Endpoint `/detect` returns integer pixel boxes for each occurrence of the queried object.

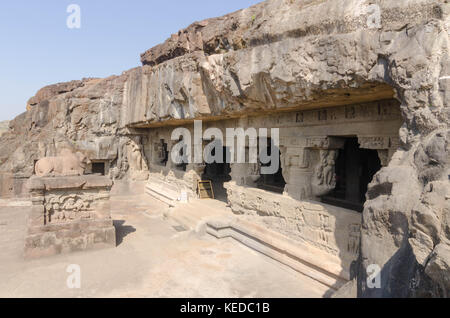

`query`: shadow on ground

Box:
[114,220,136,246]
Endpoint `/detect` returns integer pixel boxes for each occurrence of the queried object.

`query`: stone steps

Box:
[162,199,348,290]
[145,180,181,207]
[206,217,348,290]
[165,199,228,232]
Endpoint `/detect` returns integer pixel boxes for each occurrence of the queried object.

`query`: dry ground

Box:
[0,195,332,298]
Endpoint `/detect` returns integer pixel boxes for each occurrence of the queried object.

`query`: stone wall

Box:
[25,175,116,259]
[143,100,402,273]
[0,0,447,297]
[130,0,449,297]
[226,182,361,271]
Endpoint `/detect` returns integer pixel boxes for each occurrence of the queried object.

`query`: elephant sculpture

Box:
[35,149,91,177]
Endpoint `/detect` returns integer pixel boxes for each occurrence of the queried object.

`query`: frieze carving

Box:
[305,137,345,150]
[43,191,106,224]
[358,136,390,150]
[294,100,401,126]
[306,137,330,149]
[25,175,115,259]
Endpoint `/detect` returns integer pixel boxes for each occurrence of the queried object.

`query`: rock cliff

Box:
[0,121,9,137]
[0,0,448,297]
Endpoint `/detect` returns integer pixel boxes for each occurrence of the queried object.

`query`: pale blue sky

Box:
[0,0,261,121]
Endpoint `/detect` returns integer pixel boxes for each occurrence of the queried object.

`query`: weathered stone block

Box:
[24,175,116,259]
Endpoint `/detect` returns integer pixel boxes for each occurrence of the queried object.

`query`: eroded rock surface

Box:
[0,0,449,297]
[0,121,9,137]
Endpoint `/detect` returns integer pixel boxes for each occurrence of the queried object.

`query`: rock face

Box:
[134,0,450,298]
[0,121,9,137]
[0,74,151,198]
[0,0,449,297]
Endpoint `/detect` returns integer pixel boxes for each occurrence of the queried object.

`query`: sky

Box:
[0,0,261,121]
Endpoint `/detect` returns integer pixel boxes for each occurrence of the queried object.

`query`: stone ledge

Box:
[28,175,113,192]
[24,225,116,260]
[206,216,348,290]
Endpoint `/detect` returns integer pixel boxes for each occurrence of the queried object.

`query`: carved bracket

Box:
[305,137,345,150]
[358,136,390,150]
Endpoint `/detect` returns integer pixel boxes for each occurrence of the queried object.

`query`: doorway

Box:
[92,161,106,175]
[201,146,231,203]
[321,138,381,212]
[256,138,286,194]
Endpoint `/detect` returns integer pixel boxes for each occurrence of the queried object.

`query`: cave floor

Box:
[0,194,331,298]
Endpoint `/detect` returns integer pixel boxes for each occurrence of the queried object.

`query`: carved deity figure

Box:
[126,137,149,181]
[316,150,337,187]
[311,150,338,198]
[127,138,148,172]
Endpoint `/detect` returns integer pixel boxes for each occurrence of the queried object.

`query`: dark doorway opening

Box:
[257,138,286,194]
[92,162,106,175]
[175,137,188,172]
[202,146,231,203]
[321,137,381,212]
[156,139,169,167]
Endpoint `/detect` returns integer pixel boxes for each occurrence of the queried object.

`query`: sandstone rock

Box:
[425,244,450,295]
[0,0,448,297]
[26,79,88,110]
[0,121,9,137]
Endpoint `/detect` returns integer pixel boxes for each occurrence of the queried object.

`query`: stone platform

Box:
[25,175,116,259]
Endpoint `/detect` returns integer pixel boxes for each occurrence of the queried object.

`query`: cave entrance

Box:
[256,137,286,194]
[321,137,381,212]
[201,146,231,203]
[92,161,106,176]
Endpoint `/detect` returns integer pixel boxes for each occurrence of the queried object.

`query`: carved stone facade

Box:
[225,182,361,271]
[25,175,116,259]
[142,99,402,269]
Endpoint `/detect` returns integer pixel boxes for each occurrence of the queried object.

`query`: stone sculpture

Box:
[312,150,338,197]
[34,149,91,177]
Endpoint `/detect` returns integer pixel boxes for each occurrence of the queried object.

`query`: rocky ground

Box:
[0,194,331,298]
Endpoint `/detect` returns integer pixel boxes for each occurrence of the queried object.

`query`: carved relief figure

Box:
[35,149,91,177]
[45,194,92,224]
[126,137,149,180]
[316,150,337,187]
[311,150,338,197]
